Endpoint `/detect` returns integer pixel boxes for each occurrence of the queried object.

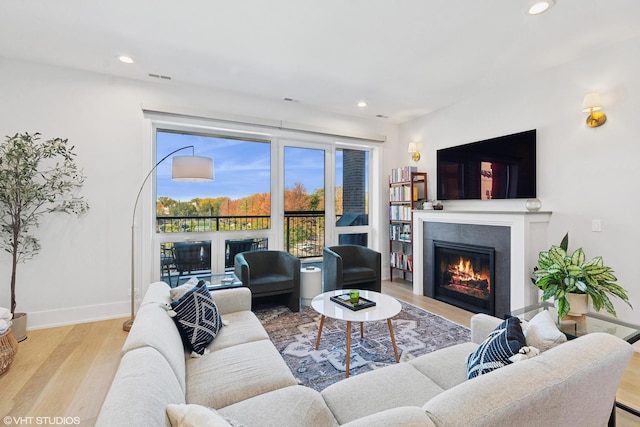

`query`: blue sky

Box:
[156,131,341,201]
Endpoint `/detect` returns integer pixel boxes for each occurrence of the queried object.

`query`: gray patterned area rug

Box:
[254,300,470,391]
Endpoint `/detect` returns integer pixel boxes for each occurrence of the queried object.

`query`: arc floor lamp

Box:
[123,145,214,332]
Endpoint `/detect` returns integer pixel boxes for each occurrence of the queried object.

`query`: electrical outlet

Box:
[592,219,602,232]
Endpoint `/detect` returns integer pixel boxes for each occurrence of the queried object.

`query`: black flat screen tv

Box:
[436,129,536,200]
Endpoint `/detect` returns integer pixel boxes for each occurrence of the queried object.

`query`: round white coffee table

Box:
[311,289,402,377]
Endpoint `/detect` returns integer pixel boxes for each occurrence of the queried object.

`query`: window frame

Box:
[140,113,381,287]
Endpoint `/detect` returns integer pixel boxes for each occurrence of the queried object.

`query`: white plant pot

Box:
[566,293,589,316]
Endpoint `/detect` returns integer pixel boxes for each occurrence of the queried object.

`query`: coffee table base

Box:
[314,315,400,378]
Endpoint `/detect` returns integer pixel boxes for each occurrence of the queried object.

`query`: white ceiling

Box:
[1,0,639,124]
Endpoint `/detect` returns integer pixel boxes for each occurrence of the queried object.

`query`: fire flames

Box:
[442,257,490,300]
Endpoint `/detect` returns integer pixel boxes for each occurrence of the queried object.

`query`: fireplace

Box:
[434,241,495,315]
[421,221,512,317]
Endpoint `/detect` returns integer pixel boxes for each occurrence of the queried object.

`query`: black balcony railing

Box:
[156,211,327,259]
[284,211,325,258]
[157,215,271,233]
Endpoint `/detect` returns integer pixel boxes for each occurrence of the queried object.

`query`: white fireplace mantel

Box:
[412,210,552,311]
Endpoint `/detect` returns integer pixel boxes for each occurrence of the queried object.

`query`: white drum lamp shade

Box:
[172,155,214,181]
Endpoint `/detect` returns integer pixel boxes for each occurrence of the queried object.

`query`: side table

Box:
[509,302,640,344]
[300,266,321,307]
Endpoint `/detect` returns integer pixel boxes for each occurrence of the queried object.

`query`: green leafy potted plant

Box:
[0,132,89,341]
[531,233,632,319]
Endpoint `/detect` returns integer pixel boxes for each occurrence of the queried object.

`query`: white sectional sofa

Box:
[96,282,633,427]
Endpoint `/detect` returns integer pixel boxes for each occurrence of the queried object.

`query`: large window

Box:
[150,120,377,285]
[284,146,325,258]
[335,148,369,246]
[155,130,271,233]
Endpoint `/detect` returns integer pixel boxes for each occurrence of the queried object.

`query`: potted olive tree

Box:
[531,233,632,319]
[0,132,89,341]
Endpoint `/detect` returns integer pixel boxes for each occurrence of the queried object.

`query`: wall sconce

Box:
[582,93,607,128]
[408,142,421,162]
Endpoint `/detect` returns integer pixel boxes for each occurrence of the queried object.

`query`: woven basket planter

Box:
[0,328,19,376]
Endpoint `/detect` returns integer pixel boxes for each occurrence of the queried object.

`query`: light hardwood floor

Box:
[0,280,637,426]
[0,317,128,426]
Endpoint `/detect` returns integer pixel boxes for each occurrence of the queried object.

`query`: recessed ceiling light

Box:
[118,55,134,64]
[357,101,368,108]
[528,0,554,15]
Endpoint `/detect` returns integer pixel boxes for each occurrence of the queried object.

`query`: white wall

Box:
[399,37,640,323]
[0,57,398,329]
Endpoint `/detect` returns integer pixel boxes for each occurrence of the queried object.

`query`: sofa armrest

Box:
[470,313,503,344]
[210,287,252,315]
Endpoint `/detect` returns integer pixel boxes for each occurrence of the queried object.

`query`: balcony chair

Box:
[322,245,381,293]
[160,243,176,286]
[173,241,211,280]
[234,250,301,312]
[225,239,256,269]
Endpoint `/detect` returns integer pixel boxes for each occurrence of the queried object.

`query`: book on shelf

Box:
[389,223,412,241]
[389,205,412,221]
[389,166,417,183]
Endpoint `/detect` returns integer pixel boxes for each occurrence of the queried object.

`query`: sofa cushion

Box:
[219,386,339,427]
[207,287,252,316]
[206,310,269,352]
[121,302,187,392]
[170,281,223,355]
[95,347,185,427]
[321,363,444,425]
[186,339,297,409]
[466,316,526,379]
[409,342,478,390]
[169,277,199,301]
[140,281,173,306]
[341,407,436,427]
[166,404,242,427]
[522,309,567,352]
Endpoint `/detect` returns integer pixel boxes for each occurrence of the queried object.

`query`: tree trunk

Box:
[10,219,19,315]
[10,244,17,315]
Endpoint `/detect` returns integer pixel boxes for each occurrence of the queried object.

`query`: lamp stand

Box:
[123,145,197,332]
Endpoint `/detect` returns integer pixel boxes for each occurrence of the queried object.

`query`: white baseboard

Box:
[25,301,130,331]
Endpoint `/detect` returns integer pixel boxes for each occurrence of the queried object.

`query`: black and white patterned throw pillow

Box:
[169,280,222,355]
[466,316,526,379]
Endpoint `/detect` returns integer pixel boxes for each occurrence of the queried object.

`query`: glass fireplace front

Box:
[433,241,495,315]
